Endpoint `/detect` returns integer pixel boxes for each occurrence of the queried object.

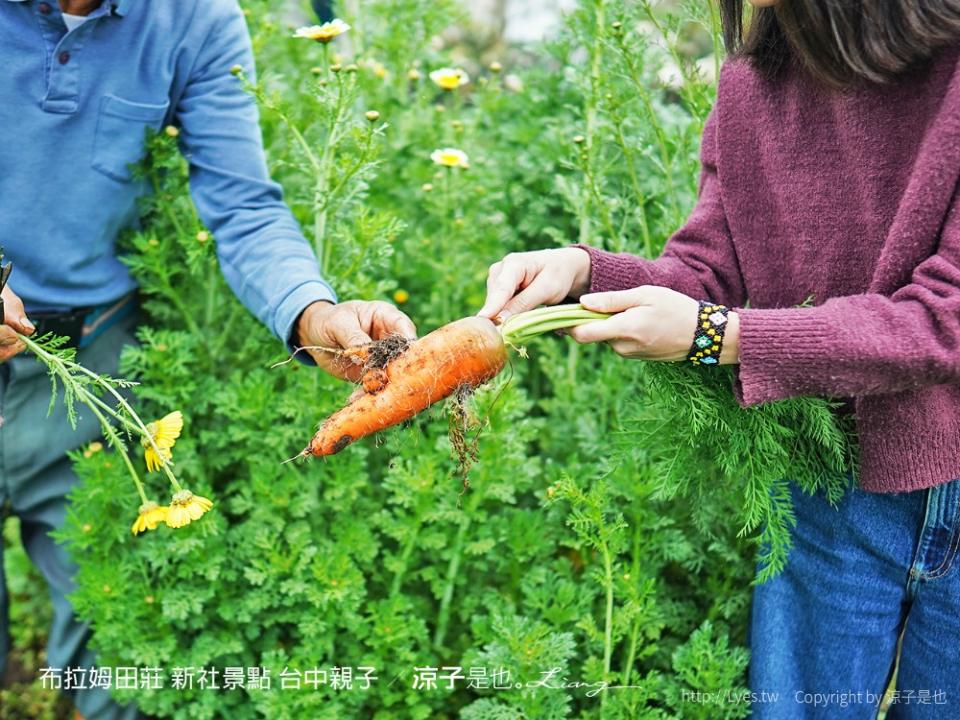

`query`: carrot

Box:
[306,305,609,457]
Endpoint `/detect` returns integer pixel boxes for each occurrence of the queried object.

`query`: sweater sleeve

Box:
[735,190,960,405]
[574,109,747,307]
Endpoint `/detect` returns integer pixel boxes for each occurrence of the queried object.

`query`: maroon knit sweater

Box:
[578,49,960,494]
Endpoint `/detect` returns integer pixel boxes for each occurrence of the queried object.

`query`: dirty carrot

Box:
[305,305,609,457]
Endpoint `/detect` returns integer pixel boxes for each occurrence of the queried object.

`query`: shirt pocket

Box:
[91,95,171,183]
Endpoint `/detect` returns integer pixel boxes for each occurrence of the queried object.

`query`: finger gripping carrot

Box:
[308,317,508,456]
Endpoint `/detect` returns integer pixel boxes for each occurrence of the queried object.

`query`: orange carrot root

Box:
[307,317,507,456]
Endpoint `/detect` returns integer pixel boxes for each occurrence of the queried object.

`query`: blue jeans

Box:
[0,315,143,720]
[750,478,960,718]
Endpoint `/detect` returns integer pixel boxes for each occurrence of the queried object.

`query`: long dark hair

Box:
[719,0,960,87]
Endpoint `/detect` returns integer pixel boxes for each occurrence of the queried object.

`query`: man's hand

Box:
[477,248,592,321]
[296,300,417,381]
[0,284,34,363]
[568,286,740,364]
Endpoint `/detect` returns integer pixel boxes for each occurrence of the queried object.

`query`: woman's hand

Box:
[0,284,34,363]
[478,248,592,321]
[569,286,740,364]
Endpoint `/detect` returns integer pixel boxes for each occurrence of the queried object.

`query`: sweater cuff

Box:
[571,244,655,294]
[733,306,837,406]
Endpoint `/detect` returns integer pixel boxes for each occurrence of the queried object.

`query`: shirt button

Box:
[38,1,52,13]
[58,51,71,65]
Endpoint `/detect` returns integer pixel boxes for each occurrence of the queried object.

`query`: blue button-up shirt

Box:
[1,0,337,344]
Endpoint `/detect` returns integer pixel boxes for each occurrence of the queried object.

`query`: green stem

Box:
[84,390,143,435]
[613,118,653,257]
[499,304,610,349]
[579,0,605,244]
[389,522,421,599]
[601,542,614,705]
[84,399,149,505]
[621,519,643,690]
[315,75,349,273]
[433,511,472,650]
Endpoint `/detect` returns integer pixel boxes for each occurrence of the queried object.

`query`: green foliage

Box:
[627,364,856,581]
[3,0,857,718]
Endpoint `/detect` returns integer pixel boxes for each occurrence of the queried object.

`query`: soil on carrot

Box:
[364,334,411,369]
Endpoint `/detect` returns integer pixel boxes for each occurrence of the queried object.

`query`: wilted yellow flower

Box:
[164,125,179,138]
[393,289,409,304]
[489,61,503,73]
[293,19,351,43]
[196,230,209,243]
[131,501,169,535]
[430,147,469,169]
[83,441,104,458]
[142,411,183,472]
[165,490,213,529]
[429,67,469,90]
[365,110,381,122]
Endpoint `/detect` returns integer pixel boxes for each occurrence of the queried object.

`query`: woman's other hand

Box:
[477,247,592,321]
[570,286,740,364]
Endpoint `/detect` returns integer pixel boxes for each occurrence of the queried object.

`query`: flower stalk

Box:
[17,332,205,532]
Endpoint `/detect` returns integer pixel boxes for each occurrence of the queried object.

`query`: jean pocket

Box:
[91,95,170,182]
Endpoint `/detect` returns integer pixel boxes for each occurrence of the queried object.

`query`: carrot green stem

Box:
[499,303,610,350]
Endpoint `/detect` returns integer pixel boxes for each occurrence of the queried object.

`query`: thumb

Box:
[579,287,652,314]
[498,274,555,320]
[2,288,33,335]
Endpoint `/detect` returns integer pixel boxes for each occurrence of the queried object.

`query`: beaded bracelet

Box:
[687,301,729,365]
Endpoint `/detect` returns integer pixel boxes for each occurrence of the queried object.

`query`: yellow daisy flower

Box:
[165,490,214,529]
[293,19,351,43]
[141,411,183,472]
[393,289,409,304]
[430,147,469,169]
[429,67,469,90]
[131,501,169,535]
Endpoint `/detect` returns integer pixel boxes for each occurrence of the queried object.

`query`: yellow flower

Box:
[165,489,213,529]
[429,67,469,90]
[83,441,104,458]
[131,501,169,535]
[293,19,351,43]
[430,147,469,169]
[141,411,183,472]
[164,125,179,138]
[393,289,409,304]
